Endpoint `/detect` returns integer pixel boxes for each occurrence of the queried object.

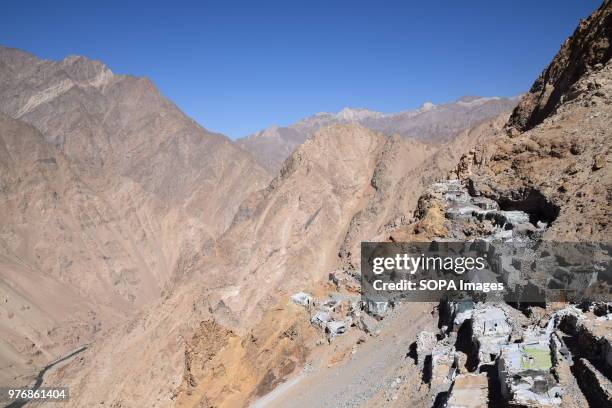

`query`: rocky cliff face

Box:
[456,2,611,241]
[238,96,519,173]
[507,0,611,132]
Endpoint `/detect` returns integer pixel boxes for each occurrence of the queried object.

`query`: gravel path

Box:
[251,303,436,408]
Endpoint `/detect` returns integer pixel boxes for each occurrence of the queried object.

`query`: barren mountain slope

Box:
[0,114,99,384]
[0,49,271,387]
[178,120,510,406]
[337,113,509,272]
[41,124,388,407]
[0,46,271,238]
[0,114,129,387]
[204,125,387,325]
[41,109,510,407]
[0,48,272,304]
[238,96,518,173]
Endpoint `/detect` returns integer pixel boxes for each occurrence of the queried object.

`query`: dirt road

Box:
[250,302,437,408]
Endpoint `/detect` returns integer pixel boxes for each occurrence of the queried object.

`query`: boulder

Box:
[290,292,313,307]
[593,154,606,170]
[358,313,380,336]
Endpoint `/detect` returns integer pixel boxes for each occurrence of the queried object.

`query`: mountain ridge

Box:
[238,95,520,172]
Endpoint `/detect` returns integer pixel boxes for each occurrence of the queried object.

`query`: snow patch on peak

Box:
[334,107,383,121]
[419,102,436,111]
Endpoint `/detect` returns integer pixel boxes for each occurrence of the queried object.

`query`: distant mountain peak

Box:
[418,102,436,111]
[334,107,383,121]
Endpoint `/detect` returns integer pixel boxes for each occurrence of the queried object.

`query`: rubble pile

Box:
[415,300,612,407]
[423,179,548,242]
[289,292,381,340]
[409,179,612,407]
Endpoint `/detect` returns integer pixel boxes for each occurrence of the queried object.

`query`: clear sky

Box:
[0,0,602,138]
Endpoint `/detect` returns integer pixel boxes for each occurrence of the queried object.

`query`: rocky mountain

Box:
[39,124,387,407]
[462,0,611,241]
[2,1,610,406]
[508,1,611,132]
[238,96,519,172]
[42,2,612,407]
[0,47,271,387]
[38,109,513,406]
[240,2,612,406]
[336,114,511,272]
[0,47,271,234]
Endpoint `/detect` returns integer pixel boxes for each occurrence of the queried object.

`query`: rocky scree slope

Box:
[40,124,387,407]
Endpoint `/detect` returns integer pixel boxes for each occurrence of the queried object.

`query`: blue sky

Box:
[1,0,602,138]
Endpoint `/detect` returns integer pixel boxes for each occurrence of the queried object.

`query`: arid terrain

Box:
[0,1,610,408]
[0,47,271,388]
